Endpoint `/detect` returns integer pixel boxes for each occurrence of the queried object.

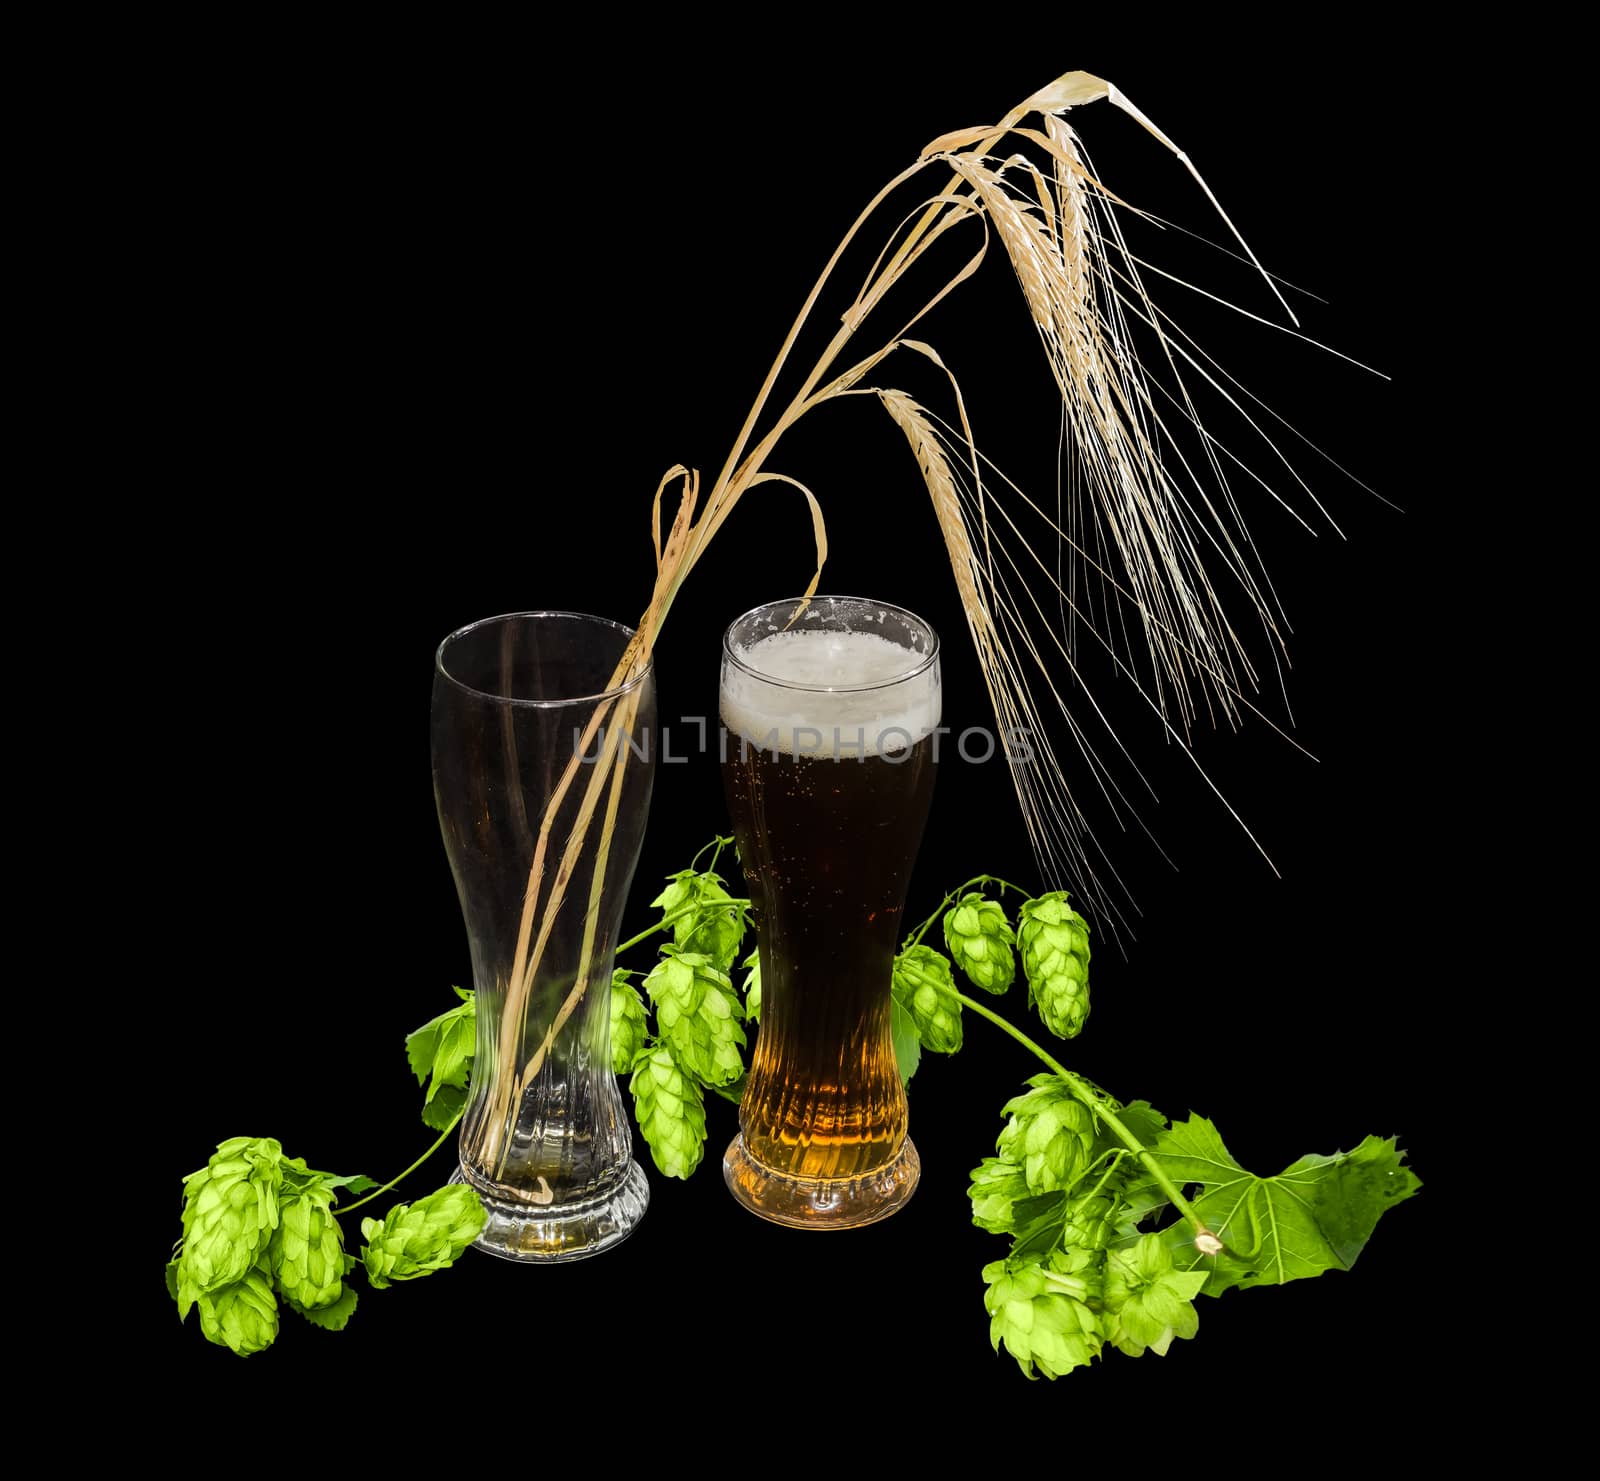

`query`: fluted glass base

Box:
[450,1161,649,1263]
[722,1134,919,1229]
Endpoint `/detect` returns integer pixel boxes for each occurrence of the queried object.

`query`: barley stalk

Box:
[477,68,1365,1148]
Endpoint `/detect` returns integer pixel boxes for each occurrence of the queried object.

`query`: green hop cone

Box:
[1043,1242,1105,1305]
[643,946,747,1087]
[1102,1233,1208,1358]
[651,868,746,971]
[360,1185,487,1290]
[650,866,705,921]
[610,971,649,1075]
[982,1248,1103,1380]
[629,1043,707,1179]
[942,892,1016,994]
[891,945,963,1053]
[196,1260,279,1357]
[1060,1193,1116,1253]
[996,1075,1098,1194]
[177,1137,287,1301]
[741,945,761,1023]
[967,1157,1030,1235]
[270,1185,347,1310]
[1017,892,1091,1039]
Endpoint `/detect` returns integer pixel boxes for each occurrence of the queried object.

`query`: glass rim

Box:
[721,594,941,693]
[435,610,652,709]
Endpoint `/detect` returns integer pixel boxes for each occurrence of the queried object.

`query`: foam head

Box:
[720,623,942,759]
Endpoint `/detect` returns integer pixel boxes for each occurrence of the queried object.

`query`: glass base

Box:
[722,1134,920,1229]
[449,1160,649,1263]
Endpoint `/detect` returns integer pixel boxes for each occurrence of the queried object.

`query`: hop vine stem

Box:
[337,1112,463,1217]
[954,989,1218,1247]
[614,903,703,959]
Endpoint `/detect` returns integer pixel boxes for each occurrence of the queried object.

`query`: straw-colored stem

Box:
[699,158,934,545]
[508,688,638,1114]
[500,694,616,1022]
[480,472,695,1171]
[481,703,627,1173]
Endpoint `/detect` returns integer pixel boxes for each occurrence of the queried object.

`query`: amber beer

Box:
[719,596,940,1228]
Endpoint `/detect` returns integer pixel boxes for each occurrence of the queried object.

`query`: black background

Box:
[132,21,1452,1423]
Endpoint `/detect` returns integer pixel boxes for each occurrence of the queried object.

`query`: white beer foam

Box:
[721,630,941,758]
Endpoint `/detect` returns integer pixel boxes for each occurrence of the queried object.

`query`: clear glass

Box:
[719,594,940,1228]
[432,611,655,1260]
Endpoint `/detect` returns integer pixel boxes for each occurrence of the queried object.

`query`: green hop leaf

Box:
[1103,1100,1168,1157]
[285,1284,359,1332]
[195,1260,279,1357]
[629,1043,707,1179]
[610,971,648,1075]
[360,1185,486,1290]
[1102,1233,1207,1357]
[1017,893,1091,1039]
[177,1137,287,1302]
[1138,1116,1422,1296]
[405,987,476,1130]
[651,868,747,971]
[891,944,964,1053]
[1006,1191,1075,1260]
[889,995,921,1084]
[740,945,761,1023]
[421,1085,469,1133]
[968,1157,1030,1235]
[996,1075,1097,1194]
[643,947,747,1087]
[270,1184,348,1310]
[942,892,1016,994]
[982,1247,1103,1380]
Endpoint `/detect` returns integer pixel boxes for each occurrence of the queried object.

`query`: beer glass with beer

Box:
[719,595,940,1227]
